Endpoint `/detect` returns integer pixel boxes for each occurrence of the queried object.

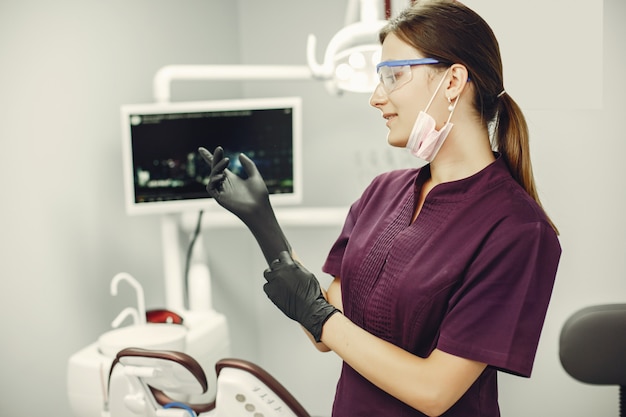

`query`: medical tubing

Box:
[163,402,198,417]
[183,210,204,308]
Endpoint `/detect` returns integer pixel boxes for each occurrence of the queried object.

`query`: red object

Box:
[146,309,184,325]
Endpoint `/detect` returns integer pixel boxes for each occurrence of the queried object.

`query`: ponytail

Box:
[495,94,559,234]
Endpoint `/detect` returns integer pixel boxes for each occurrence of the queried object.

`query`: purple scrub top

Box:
[322,155,561,417]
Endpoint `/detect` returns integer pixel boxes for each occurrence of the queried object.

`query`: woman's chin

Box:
[387,136,408,148]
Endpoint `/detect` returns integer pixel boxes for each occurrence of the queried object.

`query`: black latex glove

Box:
[263,251,341,342]
[198,146,291,265]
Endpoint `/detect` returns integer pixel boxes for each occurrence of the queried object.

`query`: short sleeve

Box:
[437,220,561,377]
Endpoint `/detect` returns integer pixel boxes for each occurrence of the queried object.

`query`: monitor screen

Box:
[120,97,302,215]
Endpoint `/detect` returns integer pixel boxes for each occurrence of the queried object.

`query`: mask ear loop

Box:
[445,91,461,124]
[423,68,451,113]
[445,68,470,123]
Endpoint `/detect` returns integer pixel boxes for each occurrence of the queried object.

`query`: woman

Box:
[199,1,561,415]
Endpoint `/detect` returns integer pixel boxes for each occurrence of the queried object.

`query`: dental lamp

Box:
[153,0,390,102]
[306,0,388,95]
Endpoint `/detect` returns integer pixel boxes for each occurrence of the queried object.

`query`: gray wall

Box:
[1,1,624,416]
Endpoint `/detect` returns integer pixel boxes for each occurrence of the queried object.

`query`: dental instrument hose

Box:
[163,402,197,417]
[184,210,204,310]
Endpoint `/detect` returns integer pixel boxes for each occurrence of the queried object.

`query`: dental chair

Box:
[559,303,626,416]
[106,347,311,417]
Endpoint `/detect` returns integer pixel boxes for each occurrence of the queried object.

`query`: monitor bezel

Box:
[120,96,303,216]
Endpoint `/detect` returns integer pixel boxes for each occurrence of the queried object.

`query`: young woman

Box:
[199,2,561,416]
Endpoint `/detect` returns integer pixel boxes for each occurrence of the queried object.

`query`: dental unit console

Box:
[68,270,310,417]
[67,273,231,417]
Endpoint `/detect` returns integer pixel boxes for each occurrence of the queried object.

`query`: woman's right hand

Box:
[198,146,271,222]
[198,146,291,265]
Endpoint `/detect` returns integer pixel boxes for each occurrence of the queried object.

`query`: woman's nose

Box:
[369,83,388,108]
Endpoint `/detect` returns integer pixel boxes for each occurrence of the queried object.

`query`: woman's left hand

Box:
[263,251,340,342]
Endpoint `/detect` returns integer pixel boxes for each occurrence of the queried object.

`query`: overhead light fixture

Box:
[307,0,389,95]
[153,1,397,102]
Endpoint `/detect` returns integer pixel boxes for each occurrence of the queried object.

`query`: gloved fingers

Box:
[210,157,230,176]
[262,281,274,298]
[263,251,294,282]
[199,146,231,193]
[211,146,226,169]
[198,147,214,164]
[262,278,293,315]
[282,253,312,275]
[198,146,229,170]
[238,153,262,178]
[207,173,227,191]
[263,268,277,283]
[271,251,295,269]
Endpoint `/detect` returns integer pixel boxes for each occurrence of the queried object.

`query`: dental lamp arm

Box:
[198,146,291,265]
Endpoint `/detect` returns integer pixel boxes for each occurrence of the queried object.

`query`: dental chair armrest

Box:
[111,347,208,393]
[216,358,311,417]
[110,348,216,416]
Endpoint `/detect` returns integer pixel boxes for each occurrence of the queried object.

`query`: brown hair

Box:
[380,0,558,234]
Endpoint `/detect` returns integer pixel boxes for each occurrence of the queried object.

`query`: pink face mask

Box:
[405,69,459,164]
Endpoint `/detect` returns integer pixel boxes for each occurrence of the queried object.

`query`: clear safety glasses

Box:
[375,58,441,93]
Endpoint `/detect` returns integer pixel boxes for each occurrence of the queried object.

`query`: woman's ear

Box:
[445,64,469,101]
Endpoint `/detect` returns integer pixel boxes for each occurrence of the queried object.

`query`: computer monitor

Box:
[120,97,302,216]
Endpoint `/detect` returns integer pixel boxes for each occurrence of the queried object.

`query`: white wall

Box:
[0,1,241,416]
[0,1,624,417]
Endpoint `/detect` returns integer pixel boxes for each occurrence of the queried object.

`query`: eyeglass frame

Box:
[375,58,444,93]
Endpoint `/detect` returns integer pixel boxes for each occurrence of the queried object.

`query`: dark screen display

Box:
[129,107,294,204]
